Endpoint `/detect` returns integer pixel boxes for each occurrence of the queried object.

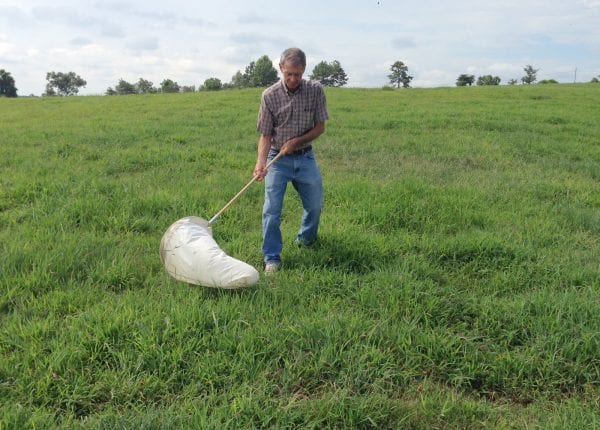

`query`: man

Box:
[254,47,329,273]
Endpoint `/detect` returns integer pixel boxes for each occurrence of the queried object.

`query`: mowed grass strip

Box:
[1,84,599,428]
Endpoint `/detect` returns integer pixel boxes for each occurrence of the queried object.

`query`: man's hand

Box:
[255,134,272,181]
[254,160,267,181]
[279,137,300,155]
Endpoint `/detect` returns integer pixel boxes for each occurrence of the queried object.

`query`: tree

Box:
[539,79,559,84]
[456,74,475,86]
[160,79,180,93]
[310,61,332,85]
[388,61,413,88]
[45,71,86,96]
[310,60,348,87]
[43,85,56,97]
[114,79,136,95]
[508,79,518,85]
[181,85,196,93]
[476,75,501,86]
[521,65,539,84]
[202,78,222,91]
[242,62,255,86]
[135,78,156,94]
[590,75,600,83]
[231,55,278,88]
[0,69,18,97]
[250,55,278,87]
[229,71,246,88]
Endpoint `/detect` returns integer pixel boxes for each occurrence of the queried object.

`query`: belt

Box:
[276,145,312,156]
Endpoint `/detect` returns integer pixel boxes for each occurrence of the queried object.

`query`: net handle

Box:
[208,151,284,225]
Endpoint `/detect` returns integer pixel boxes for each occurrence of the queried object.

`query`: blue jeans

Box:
[262,149,323,264]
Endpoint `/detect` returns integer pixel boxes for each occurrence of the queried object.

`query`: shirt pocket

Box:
[274,106,292,126]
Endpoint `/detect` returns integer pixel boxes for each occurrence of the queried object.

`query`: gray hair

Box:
[280,47,306,69]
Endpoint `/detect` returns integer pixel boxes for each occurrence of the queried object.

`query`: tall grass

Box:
[1,84,599,428]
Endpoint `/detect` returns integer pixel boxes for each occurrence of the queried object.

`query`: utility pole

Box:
[574,68,577,83]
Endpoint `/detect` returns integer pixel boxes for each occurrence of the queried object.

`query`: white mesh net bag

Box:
[160,216,259,289]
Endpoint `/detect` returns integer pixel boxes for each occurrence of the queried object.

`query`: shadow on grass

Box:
[199,287,259,299]
[283,234,396,275]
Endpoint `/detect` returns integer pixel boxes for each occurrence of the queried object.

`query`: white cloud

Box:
[392,37,417,49]
[131,10,214,28]
[414,69,456,88]
[1,0,599,94]
[70,37,93,46]
[0,34,15,56]
[0,5,27,24]
[579,0,600,7]
[127,37,160,52]
[236,13,268,24]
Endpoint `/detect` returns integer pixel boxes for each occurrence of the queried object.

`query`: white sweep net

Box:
[160,216,259,289]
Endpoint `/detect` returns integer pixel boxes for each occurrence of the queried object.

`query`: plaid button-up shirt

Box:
[257,80,329,150]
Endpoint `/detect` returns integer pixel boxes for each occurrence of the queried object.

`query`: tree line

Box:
[103,55,350,95]
[2,59,599,98]
[455,65,552,86]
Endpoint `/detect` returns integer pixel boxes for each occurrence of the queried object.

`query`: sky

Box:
[1,0,599,95]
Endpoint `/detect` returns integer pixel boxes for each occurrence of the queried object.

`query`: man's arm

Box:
[253,134,272,181]
[279,121,326,155]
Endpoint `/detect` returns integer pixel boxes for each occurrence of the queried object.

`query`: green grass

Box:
[1,84,599,428]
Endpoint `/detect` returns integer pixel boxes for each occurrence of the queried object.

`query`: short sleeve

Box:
[257,92,274,136]
[314,84,329,123]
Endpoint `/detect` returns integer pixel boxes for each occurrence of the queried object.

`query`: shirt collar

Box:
[281,79,304,96]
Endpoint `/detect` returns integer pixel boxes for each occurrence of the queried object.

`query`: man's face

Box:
[280,61,305,92]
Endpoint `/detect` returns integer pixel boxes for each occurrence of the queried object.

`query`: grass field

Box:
[1,84,599,428]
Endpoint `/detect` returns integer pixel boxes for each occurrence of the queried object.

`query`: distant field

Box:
[1,84,599,428]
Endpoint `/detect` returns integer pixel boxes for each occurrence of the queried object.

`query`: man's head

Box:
[279,47,306,92]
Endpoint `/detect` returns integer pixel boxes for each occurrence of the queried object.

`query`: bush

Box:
[476,75,501,86]
[201,78,222,91]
